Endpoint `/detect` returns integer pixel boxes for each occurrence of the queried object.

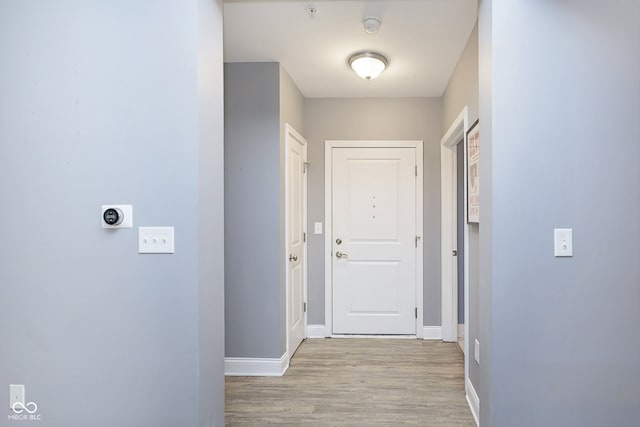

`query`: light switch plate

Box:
[139,227,175,254]
[554,228,573,257]
[314,222,323,235]
[474,339,480,364]
[9,384,25,410]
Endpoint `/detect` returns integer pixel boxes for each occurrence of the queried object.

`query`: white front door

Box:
[332,147,417,335]
[286,125,307,357]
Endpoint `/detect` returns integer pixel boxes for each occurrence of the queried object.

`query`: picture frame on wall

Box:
[467,119,480,223]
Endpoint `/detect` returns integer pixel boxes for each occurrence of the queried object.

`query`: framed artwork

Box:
[467,119,480,223]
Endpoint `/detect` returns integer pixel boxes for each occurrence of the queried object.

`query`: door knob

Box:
[335,251,348,259]
[289,254,298,262]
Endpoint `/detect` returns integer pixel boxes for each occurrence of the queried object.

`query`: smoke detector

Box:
[306,5,318,19]
[363,17,382,34]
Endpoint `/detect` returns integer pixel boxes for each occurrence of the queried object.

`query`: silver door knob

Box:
[335,251,348,259]
[289,254,298,262]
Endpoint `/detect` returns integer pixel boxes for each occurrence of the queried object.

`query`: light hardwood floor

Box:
[225,338,475,426]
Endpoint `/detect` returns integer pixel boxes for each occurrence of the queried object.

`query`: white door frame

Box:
[440,107,468,343]
[324,140,424,338]
[285,123,308,360]
[440,106,473,411]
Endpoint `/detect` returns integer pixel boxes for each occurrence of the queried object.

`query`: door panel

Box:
[332,147,416,335]
[287,129,306,357]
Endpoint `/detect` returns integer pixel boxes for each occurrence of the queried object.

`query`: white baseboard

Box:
[225,352,289,376]
[307,324,326,338]
[466,377,479,426]
[331,334,416,339]
[422,326,442,340]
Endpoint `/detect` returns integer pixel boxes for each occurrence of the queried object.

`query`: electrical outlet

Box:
[9,384,25,410]
[474,339,480,364]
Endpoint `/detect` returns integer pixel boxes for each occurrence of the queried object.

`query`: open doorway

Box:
[440,106,478,422]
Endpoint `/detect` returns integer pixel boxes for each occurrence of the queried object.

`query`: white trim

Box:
[422,326,442,340]
[331,334,416,339]
[224,353,289,377]
[285,124,308,359]
[458,323,465,354]
[306,324,325,338]
[466,377,480,426]
[440,107,469,343]
[441,107,474,420]
[324,140,424,338]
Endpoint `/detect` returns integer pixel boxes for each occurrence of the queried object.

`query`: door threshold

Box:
[330,334,417,339]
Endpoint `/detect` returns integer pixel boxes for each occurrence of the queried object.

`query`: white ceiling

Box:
[223,0,478,98]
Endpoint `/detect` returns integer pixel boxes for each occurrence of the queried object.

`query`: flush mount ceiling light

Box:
[348,51,389,81]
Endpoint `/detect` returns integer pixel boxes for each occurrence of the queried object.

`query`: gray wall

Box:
[0,1,225,426]
[480,1,640,426]
[225,63,304,359]
[224,62,282,358]
[441,22,481,393]
[304,98,443,327]
[442,23,479,129]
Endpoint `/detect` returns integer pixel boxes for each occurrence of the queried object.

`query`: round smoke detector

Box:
[363,17,382,34]
[306,5,318,19]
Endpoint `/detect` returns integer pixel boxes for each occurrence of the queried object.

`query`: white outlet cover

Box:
[554,228,573,257]
[474,339,480,364]
[9,384,25,410]
[139,227,175,254]
[314,222,323,235]
[101,204,133,228]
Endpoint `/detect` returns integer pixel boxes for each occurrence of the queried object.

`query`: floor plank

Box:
[226,338,476,426]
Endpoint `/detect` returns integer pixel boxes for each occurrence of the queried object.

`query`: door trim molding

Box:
[440,107,468,343]
[440,106,473,419]
[324,140,424,338]
[285,123,308,359]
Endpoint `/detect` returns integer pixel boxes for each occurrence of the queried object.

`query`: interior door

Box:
[332,147,417,334]
[286,126,307,357]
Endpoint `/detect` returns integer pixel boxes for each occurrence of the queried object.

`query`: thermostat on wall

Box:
[101,204,133,228]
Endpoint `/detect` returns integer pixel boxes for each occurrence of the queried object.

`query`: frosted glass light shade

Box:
[348,51,388,81]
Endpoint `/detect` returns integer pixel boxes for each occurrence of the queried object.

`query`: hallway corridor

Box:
[225,338,475,426]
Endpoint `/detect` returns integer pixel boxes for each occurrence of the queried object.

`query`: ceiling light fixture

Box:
[348,51,389,81]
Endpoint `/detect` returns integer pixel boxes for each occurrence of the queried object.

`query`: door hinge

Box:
[415,307,418,319]
[415,165,418,177]
[452,249,458,256]
[304,302,307,313]
[303,161,310,173]
[303,232,307,243]
[415,235,421,248]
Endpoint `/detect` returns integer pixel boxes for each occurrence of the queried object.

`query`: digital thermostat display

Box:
[103,208,123,226]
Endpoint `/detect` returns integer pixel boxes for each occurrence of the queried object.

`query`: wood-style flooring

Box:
[225,338,475,426]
